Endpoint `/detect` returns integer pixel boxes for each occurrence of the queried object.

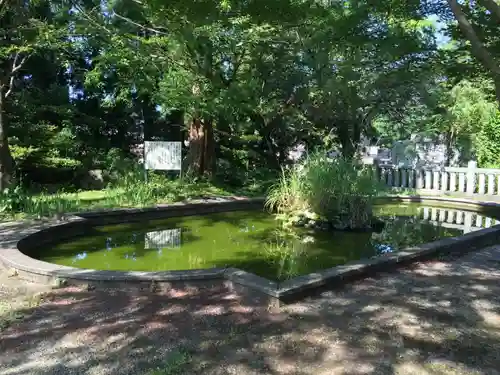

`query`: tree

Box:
[298,3,437,156]
[0,0,66,190]
[0,0,464,190]
[445,0,500,106]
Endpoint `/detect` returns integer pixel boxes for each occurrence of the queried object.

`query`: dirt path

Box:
[2,246,500,375]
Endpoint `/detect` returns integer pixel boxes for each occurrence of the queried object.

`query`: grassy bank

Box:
[0,179,269,220]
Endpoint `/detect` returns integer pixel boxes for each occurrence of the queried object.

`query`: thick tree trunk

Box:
[338,119,360,158]
[0,90,13,191]
[184,117,216,176]
[494,76,500,107]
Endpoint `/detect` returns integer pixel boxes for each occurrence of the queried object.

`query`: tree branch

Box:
[11,51,29,74]
[5,51,30,98]
[72,4,114,35]
[113,12,169,36]
[446,0,500,76]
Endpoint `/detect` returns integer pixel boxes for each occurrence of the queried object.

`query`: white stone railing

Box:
[377,161,500,196]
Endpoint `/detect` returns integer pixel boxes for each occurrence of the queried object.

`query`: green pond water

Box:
[31,204,493,281]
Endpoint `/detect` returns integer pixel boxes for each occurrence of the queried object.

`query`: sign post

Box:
[144,141,182,181]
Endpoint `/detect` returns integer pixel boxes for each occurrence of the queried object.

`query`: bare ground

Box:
[2,246,500,375]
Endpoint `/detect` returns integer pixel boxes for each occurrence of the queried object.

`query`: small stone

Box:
[52,277,68,289]
[332,223,348,230]
[149,280,159,293]
[86,283,96,291]
[7,268,18,277]
[295,219,306,227]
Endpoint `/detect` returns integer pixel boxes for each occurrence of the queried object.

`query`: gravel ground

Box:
[2,246,500,375]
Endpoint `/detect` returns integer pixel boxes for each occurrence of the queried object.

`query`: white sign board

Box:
[144,141,181,171]
[145,229,182,249]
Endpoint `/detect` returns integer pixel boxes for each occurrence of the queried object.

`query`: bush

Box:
[476,110,500,168]
[11,145,85,189]
[266,152,385,228]
[104,148,144,188]
[305,155,383,224]
[265,165,308,214]
[0,186,29,213]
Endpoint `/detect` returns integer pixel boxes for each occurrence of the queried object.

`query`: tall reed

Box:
[265,152,385,225]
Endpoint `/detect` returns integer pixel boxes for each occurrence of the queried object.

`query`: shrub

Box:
[265,165,308,214]
[12,145,85,189]
[304,155,383,224]
[476,110,500,168]
[266,152,385,228]
[104,148,144,188]
[0,186,29,213]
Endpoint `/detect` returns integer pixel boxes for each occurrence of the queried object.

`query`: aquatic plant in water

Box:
[266,152,385,231]
[262,230,311,280]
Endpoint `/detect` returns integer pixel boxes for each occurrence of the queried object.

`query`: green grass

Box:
[2,167,464,222]
[0,179,269,220]
[147,348,192,375]
[0,293,44,331]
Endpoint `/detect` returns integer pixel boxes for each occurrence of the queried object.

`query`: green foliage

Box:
[266,153,385,227]
[476,111,500,168]
[440,0,500,104]
[374,78,498,165]
[147,348,191,375]
[265,167,308,215]
[9,146,40,163]
[0,175,269,219]
[36,156,82,169]
[0,186,29,213]
[446,80,496,135]
[1,0,499,200]
[0,186,83,217]
[262,232,308,281]
[103,148,144,188]
[304,155,384,221]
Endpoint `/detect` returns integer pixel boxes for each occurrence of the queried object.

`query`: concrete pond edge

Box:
[1,195,500,306]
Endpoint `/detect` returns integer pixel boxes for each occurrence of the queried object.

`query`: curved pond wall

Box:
[2,195,500,307]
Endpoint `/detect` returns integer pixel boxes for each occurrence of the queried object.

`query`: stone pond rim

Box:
[1,195,500,306]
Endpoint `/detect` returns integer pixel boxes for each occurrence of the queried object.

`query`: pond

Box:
[29,204,497,282]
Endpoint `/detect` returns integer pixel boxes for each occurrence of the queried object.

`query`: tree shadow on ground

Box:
[2,246,500,375]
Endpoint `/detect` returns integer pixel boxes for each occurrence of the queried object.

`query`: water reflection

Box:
[371,215,454,254]
[144,228,182,249]
[418,206,499,234]
[375,244,393,254]
[264,205,497,279]
[105,237,112,251]
[72,251,88,263]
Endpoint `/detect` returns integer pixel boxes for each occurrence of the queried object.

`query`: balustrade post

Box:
[466,161,477,196]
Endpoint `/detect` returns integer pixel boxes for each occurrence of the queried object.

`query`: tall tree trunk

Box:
[494,76,500,107]
[447,0,500,107]
[0,89,13,191]
[338,119,360,158]
[445,128,455,166]
[184,117,216,176]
